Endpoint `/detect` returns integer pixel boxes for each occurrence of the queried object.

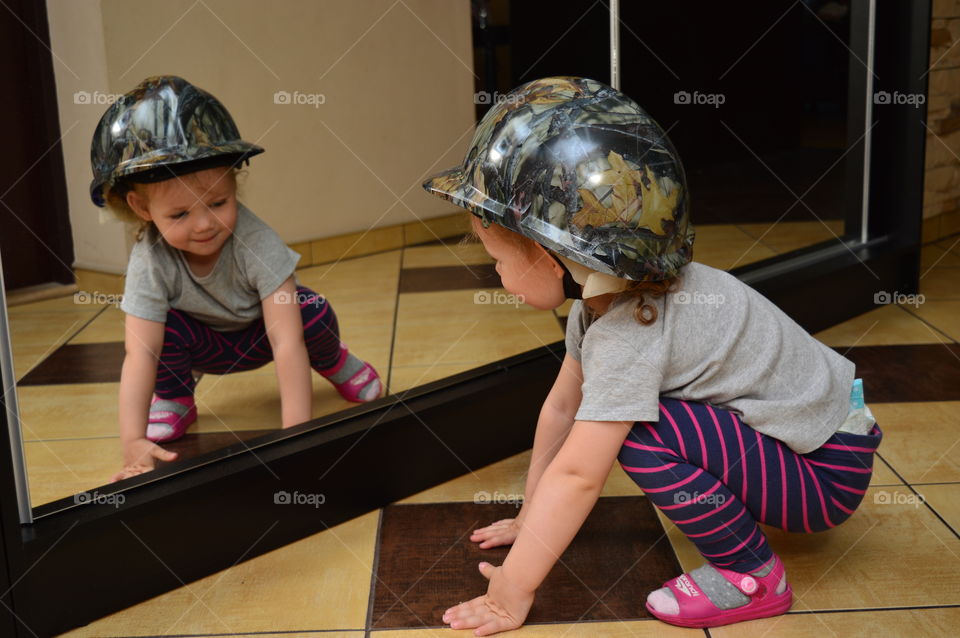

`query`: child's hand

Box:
[111,438,178,482]
[442,562,534,636]
[470,518,522,549]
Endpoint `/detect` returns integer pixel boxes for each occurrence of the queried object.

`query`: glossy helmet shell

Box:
[89,75,264,207]
[423,77,694,281]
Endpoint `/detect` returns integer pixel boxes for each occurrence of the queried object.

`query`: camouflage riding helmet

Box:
[423,76,694,282]
[89,75,264,207]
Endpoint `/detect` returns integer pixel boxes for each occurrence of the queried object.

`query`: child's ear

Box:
[125,189,151,221]
[535,243,565,279]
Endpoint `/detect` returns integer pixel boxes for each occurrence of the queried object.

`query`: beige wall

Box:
[48,0,475,273]
[924,0,960,241]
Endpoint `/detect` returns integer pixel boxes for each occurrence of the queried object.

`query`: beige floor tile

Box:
[908,300,960,342]
[10,341,63,381]
[555,298,575,318]
[660,484,960,610]
[737,219,846,255]
[61,512,379,636]
[69,305,126,343]
[813,304,950,347]
[393,290,564,368]
[913,483,960,533]
[710,607,960,638]
[871,455,905,486]
[402,240,493,269]
[869,402,960,483]
[17,383,121,440]
[693,225,779,271]
[388,362,490,394]
[24,437,120,507]
[373,620,696,637]
[7,293,80,315]
[918,266,960,301]
[7,308,99,349]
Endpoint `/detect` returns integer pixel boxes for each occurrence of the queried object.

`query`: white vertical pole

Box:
[610,0,620,89]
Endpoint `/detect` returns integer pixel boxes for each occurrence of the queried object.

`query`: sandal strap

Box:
[150,398,193,416]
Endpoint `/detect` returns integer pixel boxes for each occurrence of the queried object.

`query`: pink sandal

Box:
[147,395,197,443]
[321,344,383,403]
[646,555,792,628]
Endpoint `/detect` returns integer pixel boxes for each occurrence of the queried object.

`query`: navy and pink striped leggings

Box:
[618,397,882,573]
[155,285,344,398]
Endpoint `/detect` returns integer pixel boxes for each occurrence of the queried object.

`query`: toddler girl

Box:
[90,75,382,482]
[422,77,881,633]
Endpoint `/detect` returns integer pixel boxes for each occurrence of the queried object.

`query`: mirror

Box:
[2,0,872,513]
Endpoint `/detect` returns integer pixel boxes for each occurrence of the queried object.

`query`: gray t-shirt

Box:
[120,203,301,332]
[564,261,855,454]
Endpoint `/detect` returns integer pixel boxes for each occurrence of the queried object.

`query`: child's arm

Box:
[262,276,312,428]
[472,353,583,548]
[113,315,178,482]
[445,418,632,635]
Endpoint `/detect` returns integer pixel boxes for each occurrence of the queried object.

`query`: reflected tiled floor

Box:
[7,228,960,637]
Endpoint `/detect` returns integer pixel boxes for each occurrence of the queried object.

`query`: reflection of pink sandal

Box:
[147,395,197,443]
[646,555,792,628]
[333,361,382,402]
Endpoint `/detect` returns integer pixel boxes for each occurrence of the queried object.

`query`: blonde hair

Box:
[465,214,678,325]
[102,166,246,242]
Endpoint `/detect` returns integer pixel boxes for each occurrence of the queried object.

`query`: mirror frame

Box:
[0,0,930,634]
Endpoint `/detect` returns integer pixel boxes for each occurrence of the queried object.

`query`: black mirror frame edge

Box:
[0,0,931,634]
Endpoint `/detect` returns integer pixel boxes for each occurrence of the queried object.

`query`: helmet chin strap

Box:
[553,255,583,300]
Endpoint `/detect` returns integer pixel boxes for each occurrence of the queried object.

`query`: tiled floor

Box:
[6,224,959,637]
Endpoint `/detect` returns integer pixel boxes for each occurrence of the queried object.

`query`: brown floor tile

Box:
[371,498,680,628]
[61,512,379,636]
[868,402,960,484]
[659,484,960,611]
[18,342,125,385]
[398,264,500,293]
[839,344,960,402]
[710,607,960,638]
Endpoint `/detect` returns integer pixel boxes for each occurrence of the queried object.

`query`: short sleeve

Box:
[565,300,589,361]
[119,240,172,323]
[240,228,302,300]
[574,318,663,423]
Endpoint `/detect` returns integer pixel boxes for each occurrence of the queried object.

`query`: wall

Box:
[47,0,476,273]
[924,0,960,242]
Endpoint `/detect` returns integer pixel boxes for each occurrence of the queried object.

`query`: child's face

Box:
[126,166,237,259]
[474,219,567,310]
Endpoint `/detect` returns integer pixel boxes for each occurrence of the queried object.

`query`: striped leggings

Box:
[154,285,344,398]
[618,397,882,573]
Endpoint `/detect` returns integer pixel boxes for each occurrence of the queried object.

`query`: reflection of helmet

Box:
[89,75,264,207]
[423,77,694,281]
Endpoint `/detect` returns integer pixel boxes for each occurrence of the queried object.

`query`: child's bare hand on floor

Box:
[470,518,522,549]
[442,562,533,636]
[111,438,177,482]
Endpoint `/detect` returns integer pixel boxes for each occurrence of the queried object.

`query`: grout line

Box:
[871,454,960,542]
[385,249,403,394]
[896,304,960,345]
